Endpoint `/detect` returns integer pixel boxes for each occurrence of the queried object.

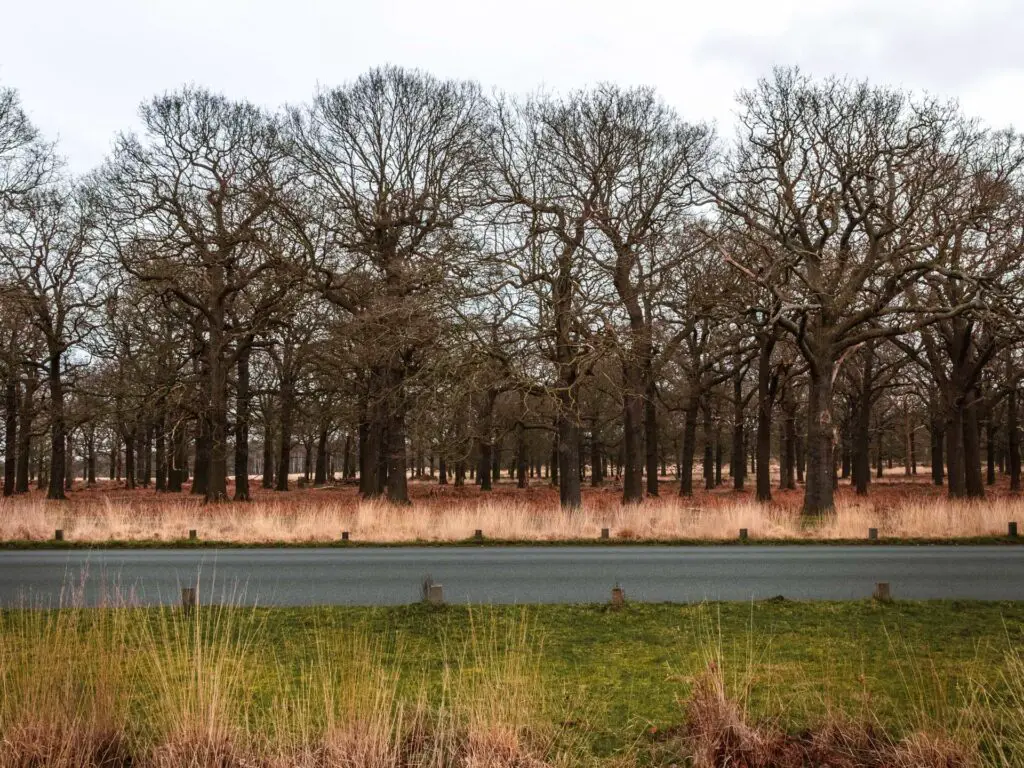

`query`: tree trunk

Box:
[645,379,659,497]
[1010,380,1021,492]
[930,418,945,486]
[124,430,136,491]
[3,377,16,497]
[986,416,996,486]
[276,378,294,492]
[262,418,275,490]
[702,405,714,492]
[87,430,96,485]
[516,423,527,489]
[679,401,698,496]
[963,391,984,499]
[558,415,581,509]
[438,455,448,485]
[234,345,251,501]
[755,339,775,501]
[621,361,645,504]
[46,350,66,501]
[946,406,965,498]
[803,361,836,515]
[192,419,210,496]
[314,425,329,486]
[155,410,167,492]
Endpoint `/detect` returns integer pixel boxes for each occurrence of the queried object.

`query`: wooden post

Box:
[474,529,483,541]
[54,529,64,542]
[739,528,748,542]
[600,527,610,540]
[873,582,891,601]
[868,528,878,541]
[189,529,197,540]
[1010,522,1018,538]
[611,585,625,607]
[181,587,197,615]
[341,531,350,541]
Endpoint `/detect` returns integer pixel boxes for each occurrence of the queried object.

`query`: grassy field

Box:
[2,475,1023,545]
[2,599,1023,766]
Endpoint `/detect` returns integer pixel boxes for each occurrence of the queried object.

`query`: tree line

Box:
[2,66,1023,515]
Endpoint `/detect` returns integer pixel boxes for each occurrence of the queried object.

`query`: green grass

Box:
[2,600,1023,765]
[253,601,1024,747]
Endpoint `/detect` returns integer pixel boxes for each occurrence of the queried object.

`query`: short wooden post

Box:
[611,585,625,607]
[873,582,891,601]
[600,527,610,540]
[739,528,748,542]
[868,528,878,541]
[188,529,197,541]
[54,529,64,542]
[181,587,197,615]
[341,531,350,541]
[474,529,483,541]
[1009,522,1018,538]
[426,584,444,605]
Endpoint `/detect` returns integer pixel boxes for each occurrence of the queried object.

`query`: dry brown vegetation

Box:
[1,475,1021,544]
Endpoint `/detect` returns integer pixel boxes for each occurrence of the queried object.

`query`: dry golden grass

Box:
[0,473,1021,542]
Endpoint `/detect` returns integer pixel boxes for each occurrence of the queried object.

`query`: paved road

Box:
[0,546,1021,607]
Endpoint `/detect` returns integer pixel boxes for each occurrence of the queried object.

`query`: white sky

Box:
[2,0,1023,173]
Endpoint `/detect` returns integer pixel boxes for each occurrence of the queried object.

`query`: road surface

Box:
[0,546,1021,607]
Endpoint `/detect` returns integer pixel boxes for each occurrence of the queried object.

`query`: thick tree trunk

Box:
[946,406,965,498]
[86,430,96,485]
[262,418,275,490]
[124,430,136,491]
[3,378,16,496]
[591,426,603,488]
[702,406,714,492]
[679,401,698,496]
[155,411,167,492]
[276,378,294,492]
[1010,380,1021,492]
[192,420,210,496]
[438,455,448,485]
[383,369,410,505]
[755,339,775,501]
[516,423,527,489]
[930,419,945,486]
[478,439,492,491]
[621,362,645,504]
[986,417,996,487]
[645,379,659,497]
[852,398,871,496]
[234,345,251,501]
[803,361,836,515]
[314,425,329,487]
[963,391,984,499]
[46,351,66,501]
[558,415,581,509]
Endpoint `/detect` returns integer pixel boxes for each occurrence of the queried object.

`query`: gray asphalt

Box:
[0,546,1021,607]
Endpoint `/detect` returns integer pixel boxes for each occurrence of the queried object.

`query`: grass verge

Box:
[1,600,1023,765]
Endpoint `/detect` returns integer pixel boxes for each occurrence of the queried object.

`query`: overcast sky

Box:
[2,0,1022,173]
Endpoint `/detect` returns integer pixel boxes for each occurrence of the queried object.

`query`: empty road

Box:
[0,546,1021,607]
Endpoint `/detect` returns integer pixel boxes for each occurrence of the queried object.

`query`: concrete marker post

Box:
[426,584,444,605]
[868,528,878,541]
